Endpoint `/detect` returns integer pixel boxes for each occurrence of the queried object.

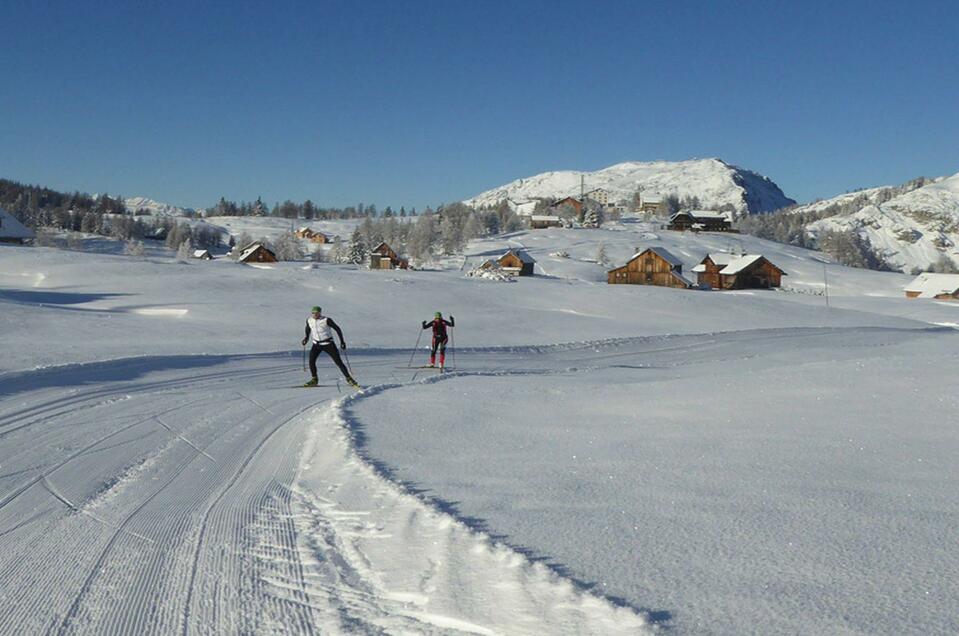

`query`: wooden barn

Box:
[548,196,584,218]
[668,210,733,232]
[692,253,785,290]
[904,273,959,300]
[236,242,277,264]
[481,249,535,276]
[0,207,35,244]
[370,242,409,270]
[296,228,334,244]
[530,215,562,229]
[607,247,692,288]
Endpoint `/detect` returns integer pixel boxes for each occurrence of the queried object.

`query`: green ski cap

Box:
[435,311,442,318]
[311,306,321,313]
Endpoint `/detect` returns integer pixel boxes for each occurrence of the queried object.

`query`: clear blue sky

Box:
[2,0,957,210]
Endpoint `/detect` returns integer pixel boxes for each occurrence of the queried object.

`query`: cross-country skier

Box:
[421,311,454,369]
[301,306,359,388]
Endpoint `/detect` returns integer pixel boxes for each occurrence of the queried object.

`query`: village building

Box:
[369,242,409,270]
[295,228,334,244]
[903,273,959,300]
[0,207,35,244]
[548,196,584,219]
[236,242,277,264]
[530,215,563,229]
[584,189,609,207]
[480,249,535,276]
[639,195,662,215]
[192,249,213,260]
[692,253,786,290]
[607,247,692,288]
[668,210,733,232]
[146,226,168,241]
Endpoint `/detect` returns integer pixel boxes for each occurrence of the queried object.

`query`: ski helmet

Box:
[311,306,321,313]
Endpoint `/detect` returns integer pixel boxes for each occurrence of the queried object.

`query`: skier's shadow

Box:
[343,406,673,630]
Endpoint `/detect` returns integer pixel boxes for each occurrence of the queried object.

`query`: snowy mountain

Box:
[464,158,795,217]
[802,174,959,273]
[124,196,196,217]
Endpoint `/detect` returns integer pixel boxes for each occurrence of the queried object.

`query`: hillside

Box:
[464,158,795,217]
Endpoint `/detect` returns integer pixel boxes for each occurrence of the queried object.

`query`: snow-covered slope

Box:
[805,173,959,272]
[464,158,795,217]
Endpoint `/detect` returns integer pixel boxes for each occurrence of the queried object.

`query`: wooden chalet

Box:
[370,242,409,270]
[607,247,692,288]
[668,210,733,232]
[530,215,563,229]
[548,196,584,217]
[904,273,959,300]
[236,242,277,264]
[639,196,662,214]
[295,228,334,244]
[0,207,35,244]
[480,249,535,276]
[192,249,213,260]
[691,253,785,290]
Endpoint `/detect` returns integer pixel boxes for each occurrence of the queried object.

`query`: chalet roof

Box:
[193,249,211,258]
[691,253,782,275]
[501,249,535,264]
[630,247,683,268]
[669,270,694,288]
[904,273,959,298]
[531,215,561,222]
[687,210,730,220]
[0,207,35,240]
[642,196,661,204]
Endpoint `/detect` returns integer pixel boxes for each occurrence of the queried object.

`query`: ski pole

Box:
[302,343,306,372]
[406,328,424,368]
[343,346,354,376]
[450,326,456,370]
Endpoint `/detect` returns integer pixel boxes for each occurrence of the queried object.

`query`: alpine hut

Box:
[904,273,959,300]
[370,242,409,270]
[0,207,35,244]
[480,249,535,276]
[607,247,692,288]
[667,210,733,232]
[692,253,785,290]
[192,249,213,260]
[236,242,277,263]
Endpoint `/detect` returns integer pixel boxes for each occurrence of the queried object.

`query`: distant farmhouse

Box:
[480,249,535,276]
[0,207,35,244]
[530,215,563,229]
[668,210,734,232]
[192,249,213,260]
[639,195,662,215]
[607,247,692,288]
[236,242,277,264]
[370,242,409,270]
[295,228,335,244]
[692,253,785,290]
[904,273,959,300]
[548,196,584,218]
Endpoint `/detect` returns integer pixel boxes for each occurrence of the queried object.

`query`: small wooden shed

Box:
[369,242,409,270]
[480,249,535,276]
[0,207,35,244]
[236,242,277,263]
[904,273,959,300]
[530,215,562,229]
[692,253,785,289]
[607,247,692,288]
[192,249,213,260]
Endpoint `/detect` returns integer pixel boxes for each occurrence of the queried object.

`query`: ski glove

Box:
[301,337,308,346]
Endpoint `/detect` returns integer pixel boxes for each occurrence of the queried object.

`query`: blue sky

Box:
[1,0,957,210]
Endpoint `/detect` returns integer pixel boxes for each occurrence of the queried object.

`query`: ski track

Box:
[0,326,950,634]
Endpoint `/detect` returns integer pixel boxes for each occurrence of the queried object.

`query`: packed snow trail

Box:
[0,348,654,634]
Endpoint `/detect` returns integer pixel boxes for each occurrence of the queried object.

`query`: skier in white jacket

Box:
[301,306,358,387]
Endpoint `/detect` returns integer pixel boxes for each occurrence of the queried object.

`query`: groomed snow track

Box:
[1,327,950,634]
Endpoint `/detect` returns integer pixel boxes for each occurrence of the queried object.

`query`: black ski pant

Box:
[431,336,448,356]
[309,341,351,379]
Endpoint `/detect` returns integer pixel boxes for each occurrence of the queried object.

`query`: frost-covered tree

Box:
[596,242,608,266]
[347,228,368,264]
[176,239,193,262]
[273,231,304,261]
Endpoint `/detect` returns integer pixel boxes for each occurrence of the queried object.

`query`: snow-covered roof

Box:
[531,215,561,222]
[691,253,771,275]
[502,249,535,264]
[193,249,211,258]
[631,247,683,268]
[0,207,35,240]
[688,210,730,220]
[642,195,661,204]
[670,270,694,287]
[904,273,959,298]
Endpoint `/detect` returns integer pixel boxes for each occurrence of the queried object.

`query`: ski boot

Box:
[303,377,318,387]
[346,377,361,389]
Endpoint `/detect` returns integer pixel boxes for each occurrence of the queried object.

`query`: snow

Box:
[464,158,795,217]
[2,217,959,634]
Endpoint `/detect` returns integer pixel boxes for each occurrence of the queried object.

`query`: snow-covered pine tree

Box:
[176,239,193,262]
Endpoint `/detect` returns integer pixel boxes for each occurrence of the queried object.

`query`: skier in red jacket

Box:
[421,312,454,369]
